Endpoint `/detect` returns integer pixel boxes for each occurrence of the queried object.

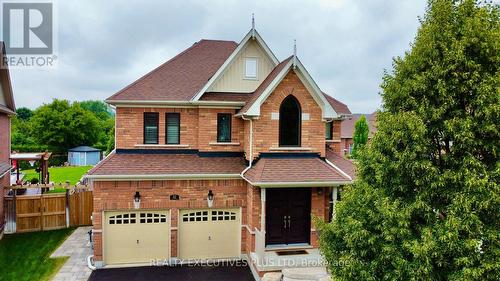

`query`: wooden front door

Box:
[265,188,311,245]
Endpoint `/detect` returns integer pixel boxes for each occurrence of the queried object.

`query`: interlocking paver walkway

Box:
[51,226,93,281]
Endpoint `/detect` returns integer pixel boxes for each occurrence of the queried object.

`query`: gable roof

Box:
[191,28,279,101]
[0,41,15,114]
[236,56,338,119]
[106,40,237,103]
[341,113,377,139]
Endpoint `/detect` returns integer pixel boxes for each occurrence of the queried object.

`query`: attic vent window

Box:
[245,58,258,79]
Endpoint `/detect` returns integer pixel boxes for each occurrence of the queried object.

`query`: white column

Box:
[331,187,338,220]
[260,188,266,231]
[255,188,266,262]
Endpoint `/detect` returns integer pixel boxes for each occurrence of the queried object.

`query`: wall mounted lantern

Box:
[207,190,214,208]
[133,191,141,209]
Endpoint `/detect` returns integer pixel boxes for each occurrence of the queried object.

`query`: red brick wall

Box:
[0,114,10,163]
[250,70,327,160]
[115,107,199,149]
[92,179,248,262]
[197,108,244,152]
[0,113,10,237]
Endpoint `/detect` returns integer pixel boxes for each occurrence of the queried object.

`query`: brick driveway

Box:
[88,264,255,281]
[51,226,93,281]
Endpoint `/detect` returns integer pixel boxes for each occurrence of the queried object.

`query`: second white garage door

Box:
[178,208,240,260]
[104,210,170,265]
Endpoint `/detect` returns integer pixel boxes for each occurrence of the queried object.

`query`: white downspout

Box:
[240,116,253,178]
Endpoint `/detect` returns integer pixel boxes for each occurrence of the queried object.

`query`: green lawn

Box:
[0,228,75,281]
[22,166,92,193]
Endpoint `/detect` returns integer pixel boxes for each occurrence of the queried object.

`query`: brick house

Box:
[0,42,16,239]
[86,27,354,277]
[340,113,377,156]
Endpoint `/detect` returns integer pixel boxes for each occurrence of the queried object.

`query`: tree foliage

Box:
[12,99,115,154]
[319,0,499,280]
[352,115,369,157]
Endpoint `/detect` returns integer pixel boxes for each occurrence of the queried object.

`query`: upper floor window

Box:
[144,112,159,144]
[166,113,180,144]
[244,58,258,79]
[279,95,301,147]
[325,122,333,140]
[217,113,232,143]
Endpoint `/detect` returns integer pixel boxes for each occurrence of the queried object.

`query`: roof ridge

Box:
[199,39,238,44]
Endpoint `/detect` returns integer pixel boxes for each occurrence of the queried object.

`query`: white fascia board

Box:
[242,60,294,117]
[325,158,353,181]
[191,29,279,102]
[294,58,337,119]
[107,100,245,108]
[253,181,352,188]
[85,173,242,181]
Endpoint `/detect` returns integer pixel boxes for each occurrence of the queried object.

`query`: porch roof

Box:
[86,151,247,180]
[0,163,10,176]
[242,154,352,187]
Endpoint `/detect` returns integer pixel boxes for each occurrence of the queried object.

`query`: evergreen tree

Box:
[351,115,369,157]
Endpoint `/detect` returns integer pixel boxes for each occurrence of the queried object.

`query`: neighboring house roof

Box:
[106,40,238,103]
[86,152,247,179]
[242,154,351,187]
[0,162,10,176]
[69,146,101,152]
[326,148,356,180]
[341,113,377,139]
[0,41,15,114]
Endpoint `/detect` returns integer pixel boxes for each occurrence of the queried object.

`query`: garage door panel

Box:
[104,210,170,265]
[179,209,240,260]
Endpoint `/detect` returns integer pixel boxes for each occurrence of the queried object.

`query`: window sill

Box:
[135,144,190,148]
[269,147,312,151]
[326,139,341,143]
[209,142,241,146]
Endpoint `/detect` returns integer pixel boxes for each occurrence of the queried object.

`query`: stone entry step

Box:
[262,267,331,281]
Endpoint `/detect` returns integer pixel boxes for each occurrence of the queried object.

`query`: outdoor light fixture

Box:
[207,190,214,208]
[133,191,141,209]
[29,160,36,167]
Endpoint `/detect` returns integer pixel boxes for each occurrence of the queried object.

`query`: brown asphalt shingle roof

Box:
[87,152,246,176]
[200,92,254,102]
[106,40,238,102]
[323,93,351,115]
[326,148,356,180]
[243,156,350,183]
[0,162,10,176]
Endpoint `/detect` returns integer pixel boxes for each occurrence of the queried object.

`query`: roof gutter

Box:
[325,158,353,181]
[85,173,242,181]
[251,181,352,188]
[106,100,245,107]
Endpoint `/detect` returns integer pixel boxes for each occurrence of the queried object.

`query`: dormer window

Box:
[244,58,258,79]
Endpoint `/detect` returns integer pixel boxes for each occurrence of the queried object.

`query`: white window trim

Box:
[244,57,258,80]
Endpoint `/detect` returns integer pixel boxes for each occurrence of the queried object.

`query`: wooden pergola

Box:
[10,152,52,184]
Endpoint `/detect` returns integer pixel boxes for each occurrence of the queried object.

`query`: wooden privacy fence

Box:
[3,184,93,234]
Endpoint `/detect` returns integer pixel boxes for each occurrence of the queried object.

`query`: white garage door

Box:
[104,210,170,265]
[178,208,240,260]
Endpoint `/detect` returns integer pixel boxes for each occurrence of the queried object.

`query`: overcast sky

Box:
[7,0,428,113]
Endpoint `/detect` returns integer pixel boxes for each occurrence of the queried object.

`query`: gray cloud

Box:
[7,0,427,113]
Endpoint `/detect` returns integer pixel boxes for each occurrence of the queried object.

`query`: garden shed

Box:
[68,146,101,166]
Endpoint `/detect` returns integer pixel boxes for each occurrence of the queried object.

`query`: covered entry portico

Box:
[242,154,353,273]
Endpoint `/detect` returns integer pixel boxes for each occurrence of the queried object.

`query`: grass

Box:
[22,166,92,193]
[0,228,75,281]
